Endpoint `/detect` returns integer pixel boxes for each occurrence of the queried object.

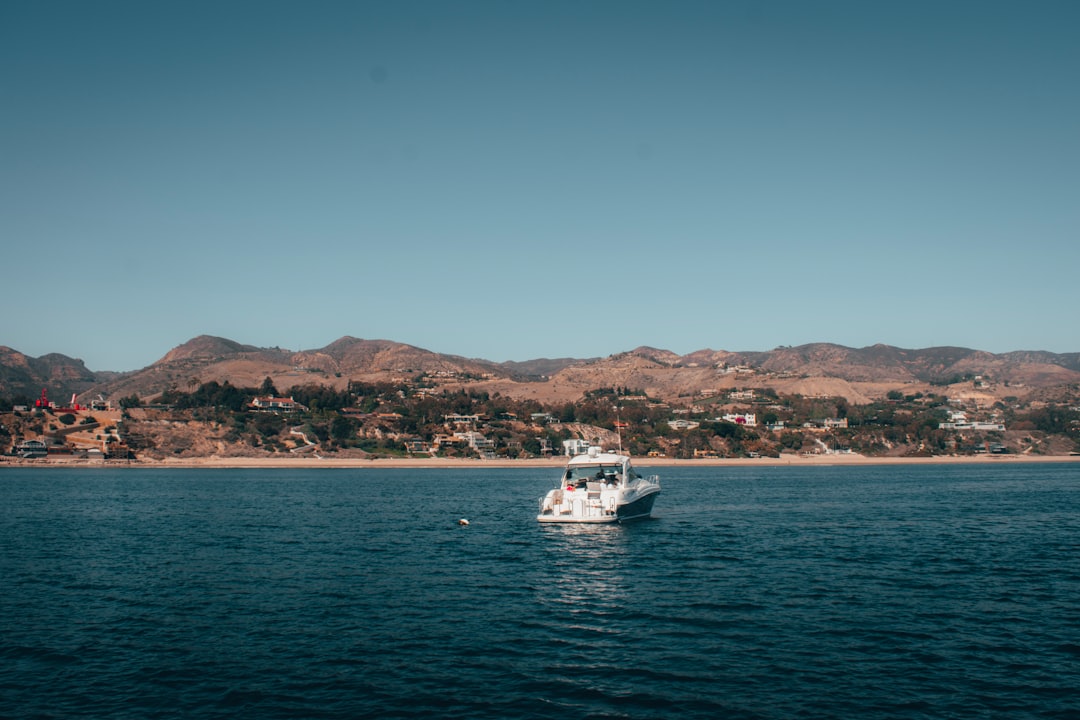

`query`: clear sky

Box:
[3,1,1078,371]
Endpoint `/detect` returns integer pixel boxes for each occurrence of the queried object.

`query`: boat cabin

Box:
[563,463,624,489]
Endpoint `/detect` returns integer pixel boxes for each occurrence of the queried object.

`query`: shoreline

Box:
[2,453,1078,469]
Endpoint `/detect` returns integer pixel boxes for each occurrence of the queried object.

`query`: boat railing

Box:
[636,474,660,487]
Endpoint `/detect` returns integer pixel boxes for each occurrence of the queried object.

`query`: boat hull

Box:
[536,514,619,524]
[615,487,660,521]
[536,487,660,524]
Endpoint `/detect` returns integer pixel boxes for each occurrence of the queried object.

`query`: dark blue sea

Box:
[2,463,1078,719]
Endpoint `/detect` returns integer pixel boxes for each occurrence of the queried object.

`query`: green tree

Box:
[1027,406,1077,435]
[779,431,804,450]
[835,399,849,419]
[259,377,280,397]
[252,413,285,437]
[330,415,357,442]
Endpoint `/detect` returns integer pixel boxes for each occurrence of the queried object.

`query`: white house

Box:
[16,439,48,457]
[939,420,1006,432]
[667,419,700,430]
[563,438,592,456]
[457,431,495,452]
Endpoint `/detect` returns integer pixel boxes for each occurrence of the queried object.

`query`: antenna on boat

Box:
[615,404,623,453]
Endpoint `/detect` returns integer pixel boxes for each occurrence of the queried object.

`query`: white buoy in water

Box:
[458,518,470,526]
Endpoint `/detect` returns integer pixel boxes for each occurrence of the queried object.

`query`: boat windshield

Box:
[564,465,622,485]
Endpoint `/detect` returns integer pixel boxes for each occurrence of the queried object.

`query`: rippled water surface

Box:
[2,463,1079,718]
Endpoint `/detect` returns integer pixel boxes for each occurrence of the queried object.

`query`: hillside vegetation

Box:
[3,336,1079,460]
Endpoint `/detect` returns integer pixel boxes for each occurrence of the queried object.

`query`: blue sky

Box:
[3,1,1078,371]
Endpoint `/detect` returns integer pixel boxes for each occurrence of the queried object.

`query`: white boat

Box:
[537,447,661,523]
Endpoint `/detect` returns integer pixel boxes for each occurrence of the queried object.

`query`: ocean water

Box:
[1,463,1078,719]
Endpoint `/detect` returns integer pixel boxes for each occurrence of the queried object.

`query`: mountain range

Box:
[3,335,1080,407]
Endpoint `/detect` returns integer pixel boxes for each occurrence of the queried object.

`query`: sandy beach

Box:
[4,453,1078,470]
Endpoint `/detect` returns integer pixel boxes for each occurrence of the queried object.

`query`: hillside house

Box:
[251,396,307,413]
[804,418,849,430]
[16,439,48,458]
[939,420,1007,432]
[718,365,755,376]
[457,431,495,453]
[375,412,403,421]
[433,434,464,449]
[404,439,432,454]
[667,419,700,430]
[563,438,591,456]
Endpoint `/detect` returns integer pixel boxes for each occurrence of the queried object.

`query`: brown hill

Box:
[4,337,1080,408]
[81,335,511,402]
[157,335,282,364]
[457,344,1080,406]
[664,344,1080,387]
[292,336,501,378]
[0,346,99,401]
